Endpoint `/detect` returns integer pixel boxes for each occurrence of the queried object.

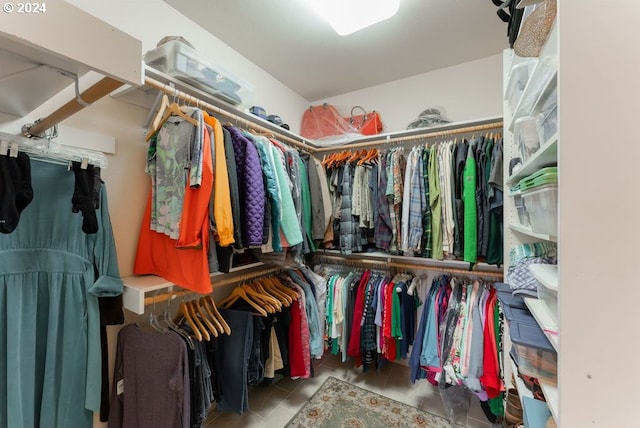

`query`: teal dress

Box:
[0,160,123,428]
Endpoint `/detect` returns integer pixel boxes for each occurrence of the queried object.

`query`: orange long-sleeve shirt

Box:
[134,123,214,294]
[203,113,235,247]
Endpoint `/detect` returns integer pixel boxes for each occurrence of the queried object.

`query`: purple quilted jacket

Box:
[225,127,265,246]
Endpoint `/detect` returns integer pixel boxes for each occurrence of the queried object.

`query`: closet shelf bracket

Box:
[122,263,280,314]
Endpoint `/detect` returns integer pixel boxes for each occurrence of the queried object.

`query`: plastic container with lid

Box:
[510,320,557,385]
[503,304,537,326]
[518,166,558,191]
[517,205,530,227]
[497,290,528,310]
[522,184,558,235]
[514,116,540,162]
[505,59,538,112]
[532,264,559,324]
[537,102,558,145]
[144,39,255,107]
[537,280,558,324]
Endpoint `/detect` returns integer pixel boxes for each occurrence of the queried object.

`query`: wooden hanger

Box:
[268,276,297,300]
[145,101,199,142]
[218,287,268,316]
[186,300,210,341]
[150,93,170,134]
[257,278,291,306]
[202,295,231,335]
[264,276,299,300]
[247,282,283,310]
[174,301,203,341]
[192,299,219,338]
[199,296,226,335]
[241,284,279,313]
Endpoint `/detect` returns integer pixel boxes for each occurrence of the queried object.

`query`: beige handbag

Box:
[514,0,557,57]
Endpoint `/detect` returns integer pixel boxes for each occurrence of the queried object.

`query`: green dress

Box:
[0,160,123,428]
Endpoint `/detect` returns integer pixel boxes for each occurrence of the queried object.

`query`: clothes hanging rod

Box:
[312,120,504,153]
[142,265,283,308]
[24,77,124,137]
[314,254,503,279]
[144,290,191,307]
[144,76,315,153]
[211,266,282,288]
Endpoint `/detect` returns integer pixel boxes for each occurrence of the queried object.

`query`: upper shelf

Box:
[111,65,313,146]
[111,66,504,153]
[509,223,557,243]
[508,22,558,130]
[0,2,141,119]
[507,132,558,186]
[529,264,558,291]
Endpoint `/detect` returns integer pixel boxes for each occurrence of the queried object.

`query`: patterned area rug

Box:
[285,376,453,427]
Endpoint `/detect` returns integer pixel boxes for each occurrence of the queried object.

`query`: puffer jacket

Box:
[224,126,265,246]
[245,133,282,251]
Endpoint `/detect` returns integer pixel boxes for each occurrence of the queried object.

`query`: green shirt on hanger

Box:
[429,144,443,260]
[463,142,477,264]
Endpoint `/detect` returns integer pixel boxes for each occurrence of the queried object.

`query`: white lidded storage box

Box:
[511,192,530,227]
[514,115,540,162]
[144,39,254,107]
[522,183,558,235]
[505,59,537,113]
[537,102,558,145]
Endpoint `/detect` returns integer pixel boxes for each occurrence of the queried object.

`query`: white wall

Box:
[313,54,503,133]
[559,1,640,426]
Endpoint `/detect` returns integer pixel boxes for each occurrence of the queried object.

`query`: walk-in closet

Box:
[0,1,638,428]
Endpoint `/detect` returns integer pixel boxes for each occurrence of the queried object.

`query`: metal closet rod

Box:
[312,121,504,153]
[144,76,314,153]
[142,266,283,307]
[314,254,503,279]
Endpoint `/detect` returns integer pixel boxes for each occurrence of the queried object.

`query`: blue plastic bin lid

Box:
[496,290,528,310]
[494,282,511,293]
[510,347,519,367]
[503,304,537,325]
[510,320,556,354]
[522,397,552,427]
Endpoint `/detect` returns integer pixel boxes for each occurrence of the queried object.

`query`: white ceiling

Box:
[164,0,508,102]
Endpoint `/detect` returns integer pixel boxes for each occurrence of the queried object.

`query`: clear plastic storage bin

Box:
[514,116,540,162]
[505,59,537,113]
[522,183,558,235]
[517,205,530,227]
[144,40,254,107]
[511,192,530,227]
[510,320,557,385]
[536,275,558,324]
[537,103,558,145]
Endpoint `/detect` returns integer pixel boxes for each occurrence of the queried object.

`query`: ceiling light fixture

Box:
[304,0,400,36]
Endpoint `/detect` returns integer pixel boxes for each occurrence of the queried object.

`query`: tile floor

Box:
[204,354,502,427]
